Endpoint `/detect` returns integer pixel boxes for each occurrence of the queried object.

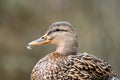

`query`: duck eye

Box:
[56,29,60,31]
[41,36,45,39]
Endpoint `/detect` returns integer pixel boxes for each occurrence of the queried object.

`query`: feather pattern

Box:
[31,52,117,80]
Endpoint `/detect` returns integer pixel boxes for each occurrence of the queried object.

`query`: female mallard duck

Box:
[27,21,118,80]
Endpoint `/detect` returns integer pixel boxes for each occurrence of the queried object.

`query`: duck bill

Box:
[27,34,51,49]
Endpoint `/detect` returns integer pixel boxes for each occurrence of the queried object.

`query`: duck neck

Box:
[55,38,78,56]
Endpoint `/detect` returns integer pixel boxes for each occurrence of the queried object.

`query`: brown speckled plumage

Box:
[28,21,118,80]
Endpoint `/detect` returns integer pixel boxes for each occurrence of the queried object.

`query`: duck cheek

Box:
[51,38,63,46]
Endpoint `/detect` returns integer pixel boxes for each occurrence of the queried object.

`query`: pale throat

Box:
[55,38,78,55]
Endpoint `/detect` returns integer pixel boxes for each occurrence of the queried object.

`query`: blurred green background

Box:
[0,0,120,80]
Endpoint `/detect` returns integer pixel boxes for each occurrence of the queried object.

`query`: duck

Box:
[27,21,118,80]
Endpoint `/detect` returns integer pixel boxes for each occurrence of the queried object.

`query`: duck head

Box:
[27,21,78,55]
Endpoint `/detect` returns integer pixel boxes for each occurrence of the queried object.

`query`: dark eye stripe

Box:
[56,29,60,31]
[48,29,68,35]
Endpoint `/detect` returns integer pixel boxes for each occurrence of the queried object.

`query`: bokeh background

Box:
[0,0,120,80]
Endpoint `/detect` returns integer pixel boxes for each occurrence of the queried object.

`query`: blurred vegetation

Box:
[0,0,120,80]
